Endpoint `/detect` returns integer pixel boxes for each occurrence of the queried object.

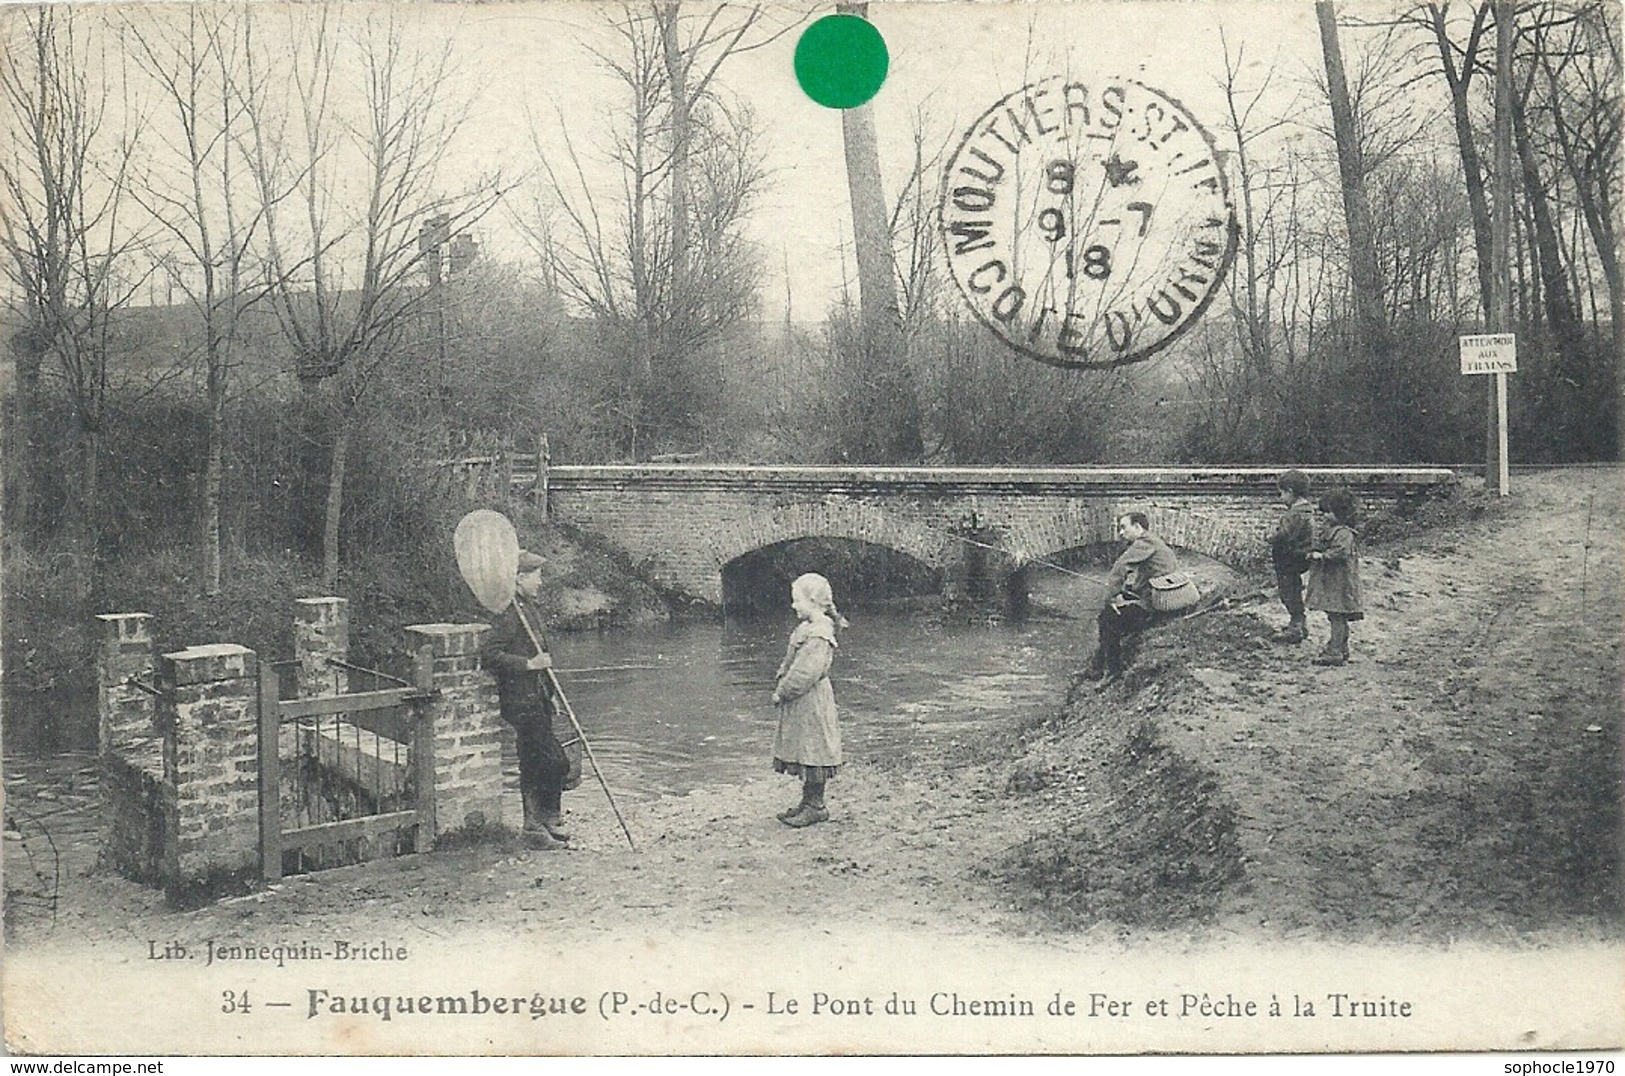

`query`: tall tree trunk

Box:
[1510,67,1588,457]
[836,1,923,463]
[1542,54,1623,363]
[626,66,655,461]
[1220,46,1271,376]
[658,3,692,460]
[71,417,99,595]
[6,331,45,540]
[1429,2,1496,320]
[1317,1,1395,455]
[204,359,226,596]
[660,4,691,305]
[1510,77,1583,345]
[295,378,332,559]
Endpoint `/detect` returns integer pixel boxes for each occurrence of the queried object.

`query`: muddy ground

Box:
[5,467,1622,959]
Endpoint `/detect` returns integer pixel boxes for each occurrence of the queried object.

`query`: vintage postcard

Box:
[2,0,1621,1058]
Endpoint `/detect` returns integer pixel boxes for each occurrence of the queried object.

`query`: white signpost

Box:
[1460,333,1516,496]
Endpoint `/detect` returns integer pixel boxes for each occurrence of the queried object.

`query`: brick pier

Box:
[98,604,517,904]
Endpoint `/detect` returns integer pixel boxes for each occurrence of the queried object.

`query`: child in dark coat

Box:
[1306,488,1363,666]
[1269,470,1315,643]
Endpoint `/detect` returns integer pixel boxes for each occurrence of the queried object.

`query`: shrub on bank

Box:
[2,545,309,752]
[1,516,672,752]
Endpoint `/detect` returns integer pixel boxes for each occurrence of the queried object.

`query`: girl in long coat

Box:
[1306,488,1364,667]
[771,573,846,828]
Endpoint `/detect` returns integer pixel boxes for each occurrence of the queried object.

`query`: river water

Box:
[542,567,1119,802]
[0,562,1231,900]
[4,561,1233,809]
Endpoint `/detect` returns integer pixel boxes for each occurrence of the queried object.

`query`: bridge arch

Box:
[720,536,944,613]
[999,504,1261,570]
[708,501,958,581]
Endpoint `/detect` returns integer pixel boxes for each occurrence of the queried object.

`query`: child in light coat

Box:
[1306,488,1363,666]
[771,573,846,828]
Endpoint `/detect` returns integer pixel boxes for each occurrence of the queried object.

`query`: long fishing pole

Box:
[554,663,664,675]
[513,602,637,852]
[904,516,1116,586]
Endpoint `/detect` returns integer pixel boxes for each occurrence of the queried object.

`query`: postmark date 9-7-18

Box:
[941,76,1238,369]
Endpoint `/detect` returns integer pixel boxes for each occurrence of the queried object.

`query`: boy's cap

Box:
[1277,469,1311,496]
[517,550,546,572]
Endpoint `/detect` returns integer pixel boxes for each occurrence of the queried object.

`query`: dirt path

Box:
[6,468,1621,953]
[1161,467,1623,941]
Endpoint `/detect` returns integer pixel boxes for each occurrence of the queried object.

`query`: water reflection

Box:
[8,558,1234,812]
[543,566,1119,802]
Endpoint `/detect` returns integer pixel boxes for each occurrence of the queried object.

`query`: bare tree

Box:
[1508,8,1586,351]
[1417,1,1497,317]
[124,6,292,595]
[0,7,145,561]
[1218,34,1305,379]
[887,105,954,336]
[1316,1,1401,454]
[242,8,505,585]
[1533,0,1621,358]
[831,1,923,464]
[1501,1,1617,458]
[822,100,1130,465]
[1185,33,1309,457]
[524,3,785,459]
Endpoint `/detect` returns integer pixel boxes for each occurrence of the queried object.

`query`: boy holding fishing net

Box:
[479,550,575,849]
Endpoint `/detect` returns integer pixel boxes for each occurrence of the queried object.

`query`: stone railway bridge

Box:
[521,465,1458,608]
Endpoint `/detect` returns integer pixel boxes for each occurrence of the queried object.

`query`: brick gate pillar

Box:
[96,613,156,755]
[405,623,507,840]
[294,596,349,698]
[96,613,164,882]
[155,643,260,904]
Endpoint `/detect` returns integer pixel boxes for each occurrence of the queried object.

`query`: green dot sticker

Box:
[795,14,889,110]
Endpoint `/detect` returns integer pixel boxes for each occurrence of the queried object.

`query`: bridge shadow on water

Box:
[721,538,944,617]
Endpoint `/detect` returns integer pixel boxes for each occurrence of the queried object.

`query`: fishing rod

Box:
[553,663,664,675]
[512,601,637,852]
[902,516,1119,588]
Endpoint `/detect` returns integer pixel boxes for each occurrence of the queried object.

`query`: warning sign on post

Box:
[1460,333,1518,375]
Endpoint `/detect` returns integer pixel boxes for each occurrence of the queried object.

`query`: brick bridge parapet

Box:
[531,465,1458,605]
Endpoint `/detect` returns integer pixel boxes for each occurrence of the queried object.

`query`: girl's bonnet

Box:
[792,572,849,629]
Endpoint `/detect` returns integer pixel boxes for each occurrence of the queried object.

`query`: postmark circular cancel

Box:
[940,77,1238,369]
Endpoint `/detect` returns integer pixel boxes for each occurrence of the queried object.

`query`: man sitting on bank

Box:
[1084,512,1183,687]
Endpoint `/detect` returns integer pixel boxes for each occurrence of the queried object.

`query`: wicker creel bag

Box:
[1148,572,1201,613]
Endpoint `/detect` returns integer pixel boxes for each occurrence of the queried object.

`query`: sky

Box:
[22,0,1424,317]
[420,0,1345,317]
